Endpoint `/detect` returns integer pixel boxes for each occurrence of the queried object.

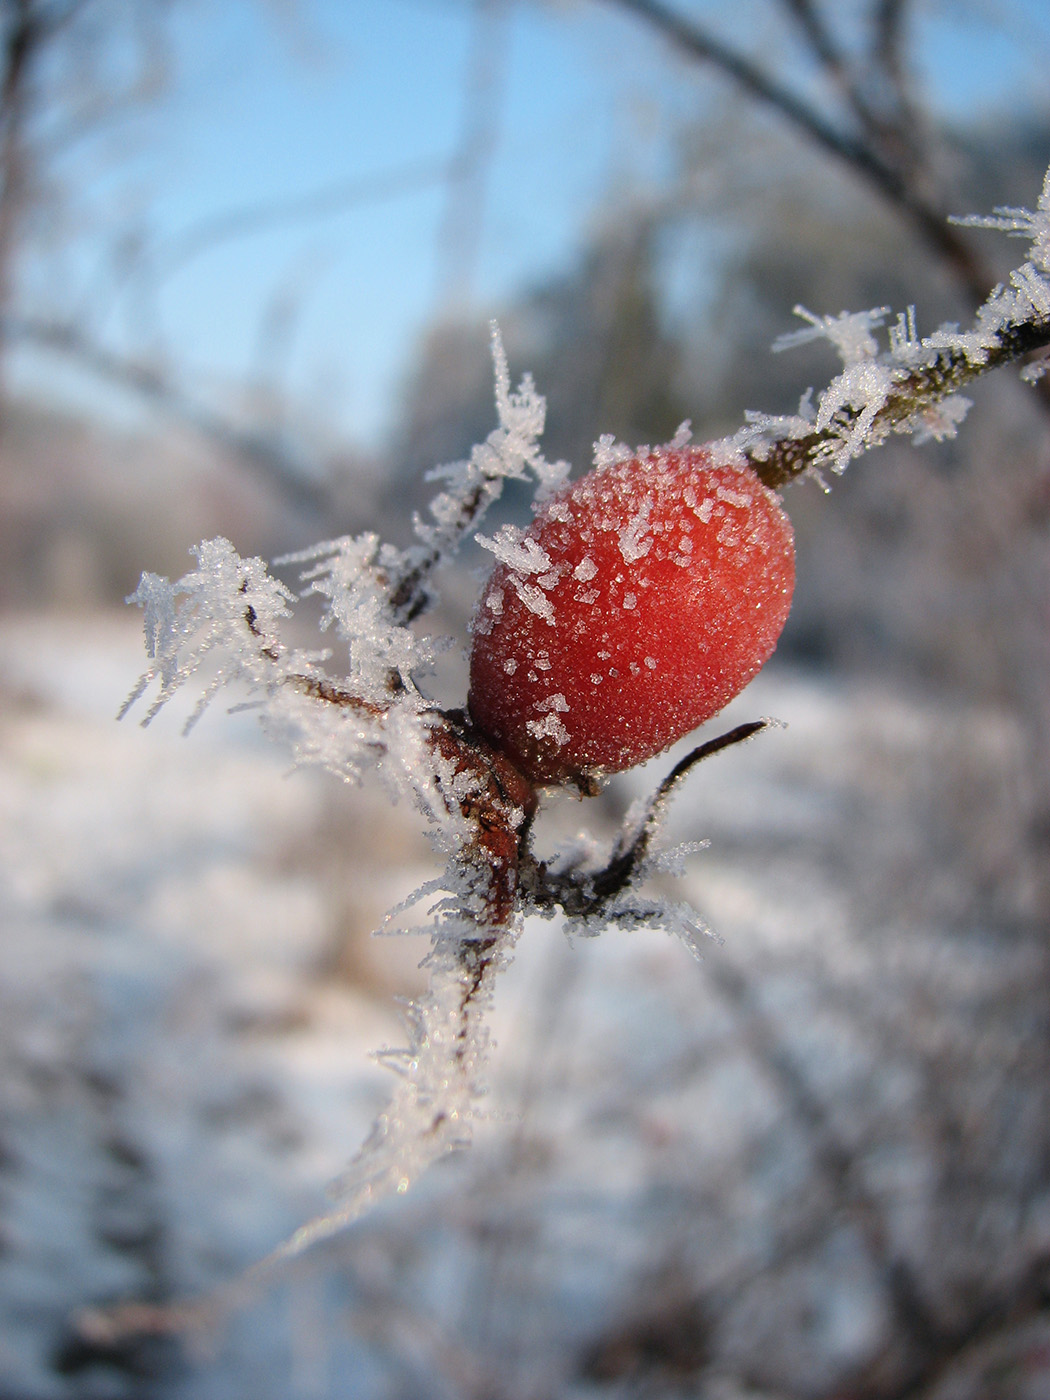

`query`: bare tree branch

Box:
[153,157,454,280]
[434,0,510,312]
[856,1251,1050,1399]
[2,312,335,512]
[872,0,917,125]
[704,949,946,1364]
[782,0,876,133]
[602,0,993,303]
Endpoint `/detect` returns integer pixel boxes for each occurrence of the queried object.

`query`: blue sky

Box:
[14,0,1050,451]
[142,0,671,447]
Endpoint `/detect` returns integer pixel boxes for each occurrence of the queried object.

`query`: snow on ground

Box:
[1,611,1047,1398]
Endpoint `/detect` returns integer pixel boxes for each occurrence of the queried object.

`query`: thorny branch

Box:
[523,720,768,918]
[743,310,1050,489]
[108,170,1050,1342]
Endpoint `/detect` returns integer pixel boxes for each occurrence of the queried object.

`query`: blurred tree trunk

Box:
[0,0,42,413]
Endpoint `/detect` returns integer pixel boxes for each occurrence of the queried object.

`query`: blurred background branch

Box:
[605,0,994,299]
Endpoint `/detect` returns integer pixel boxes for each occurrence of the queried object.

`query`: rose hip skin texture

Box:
[467,448,795,784]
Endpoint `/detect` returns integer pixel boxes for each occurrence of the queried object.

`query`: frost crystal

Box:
[120,539,300,732]
[812,361,896,471]
[475,524,552,575]
[281,533,443,701]
[413,324,567,567]
[904,393,972,445]
[269,930,514,1259]
[952,166,1050,274]
[774,305,890,364]
[888,307,921,362]
[592,432,634,469]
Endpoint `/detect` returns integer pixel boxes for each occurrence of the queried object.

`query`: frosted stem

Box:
[258,933,510,1266]
[747,312,1050,489]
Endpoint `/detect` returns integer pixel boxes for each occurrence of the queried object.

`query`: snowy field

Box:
[1,610,1048,1399]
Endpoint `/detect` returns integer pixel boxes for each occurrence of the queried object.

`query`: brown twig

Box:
[743,314,1050,490]
[524,721,769,919]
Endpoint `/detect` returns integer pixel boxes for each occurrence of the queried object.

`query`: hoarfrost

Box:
[405,325,566,607]
[618,499,654,563]
[774,305,890,364]
[904,393,973,445]
[812,361,896,472]
[476,523,552,575]
[767,306,898,473]
[121,539,303,732]
[534,692,569,713]
[719,408,814,468]
[592,432,633,469]
[513,580,556,624]
[737,187,1050,477]
[526,712,570,747]
[268,928,516,1259]
[888,306,922,362]
[281,533,444,699]
[952,165,1050,274]
[539,823,717,963]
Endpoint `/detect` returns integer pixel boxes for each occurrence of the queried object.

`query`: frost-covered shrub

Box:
[119,169,1050,1276]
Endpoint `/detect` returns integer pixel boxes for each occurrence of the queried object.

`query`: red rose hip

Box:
[467,447,795,784]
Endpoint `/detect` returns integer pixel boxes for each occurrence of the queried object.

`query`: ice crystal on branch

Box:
[952,166,1050,273]
[279,533,442,702]
[731,182,1050,491]
[120,539,303,731]
[773,304,890,363]
[391,325,567,621]
[271,932,511,1260]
